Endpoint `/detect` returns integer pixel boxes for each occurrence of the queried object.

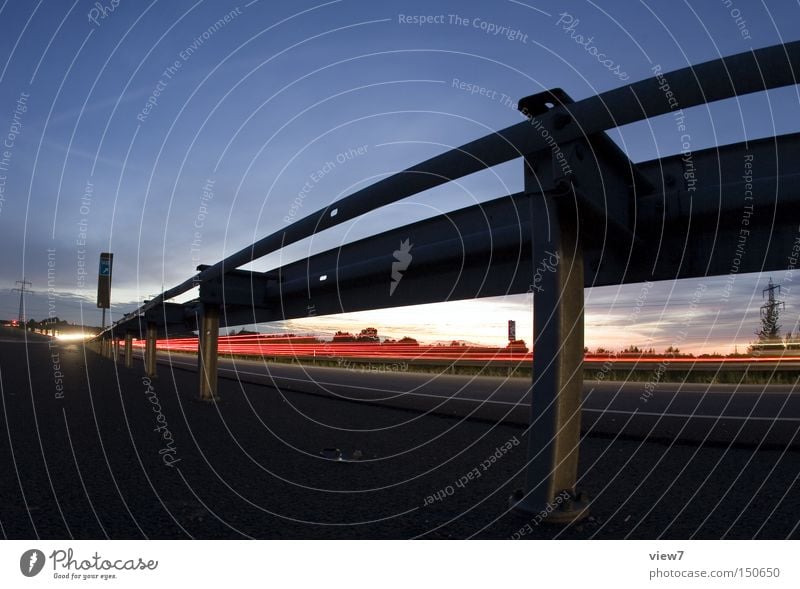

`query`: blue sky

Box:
[0,0,799,352]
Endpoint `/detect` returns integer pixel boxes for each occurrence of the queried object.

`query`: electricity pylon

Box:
[11,279,32,326]
[757,278,785,341]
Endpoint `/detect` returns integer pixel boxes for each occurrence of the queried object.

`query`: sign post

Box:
[508,319,516,342]
[97,253,113,329]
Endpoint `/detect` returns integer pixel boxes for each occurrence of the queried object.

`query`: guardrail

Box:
[93,41,800,523]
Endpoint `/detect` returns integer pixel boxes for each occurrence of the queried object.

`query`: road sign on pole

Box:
[97,253,113,309]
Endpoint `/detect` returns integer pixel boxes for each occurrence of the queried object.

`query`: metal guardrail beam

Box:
[101,42,800,338]
[156,133,798,330]
[114,41,799,328]
[107,129,800,335]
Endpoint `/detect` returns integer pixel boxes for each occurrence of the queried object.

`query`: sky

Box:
[0,0,799,353]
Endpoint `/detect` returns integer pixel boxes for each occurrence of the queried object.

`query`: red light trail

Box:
[129,334,800,365]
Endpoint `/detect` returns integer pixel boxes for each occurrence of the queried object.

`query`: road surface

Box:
[1,327,798,539]
[150,350,800,448]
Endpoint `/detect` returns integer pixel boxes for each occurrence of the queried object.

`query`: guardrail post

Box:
[198,303,220,401]
[145,322,158,377]
[510,164,589,523]
[124,332,133,368]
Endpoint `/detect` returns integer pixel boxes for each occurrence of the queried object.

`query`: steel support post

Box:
[510,188,589,523]
[197,303,220,401]
[145,322,158,378]
[124,332,133,368]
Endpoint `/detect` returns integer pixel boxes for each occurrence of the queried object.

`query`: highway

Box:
[2,327,798,539]
[142,349,800,448]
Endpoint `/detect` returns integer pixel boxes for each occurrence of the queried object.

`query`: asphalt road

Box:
[153,350,800,448]
[1,327,798,539]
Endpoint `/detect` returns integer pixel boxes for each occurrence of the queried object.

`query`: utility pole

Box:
[11,279,32,327]
[757,278,785,341]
